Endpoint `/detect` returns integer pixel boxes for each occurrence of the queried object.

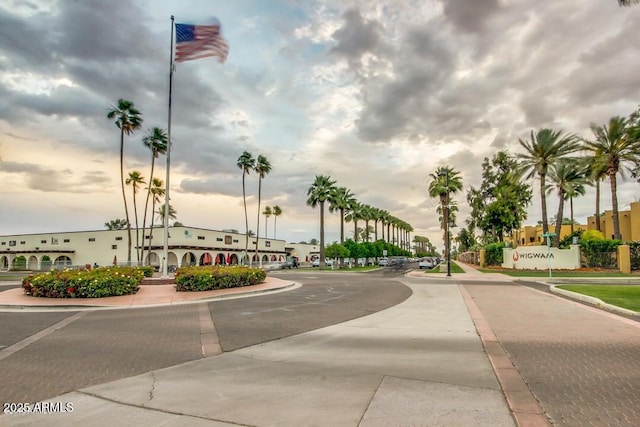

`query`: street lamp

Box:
[439,169,452,277]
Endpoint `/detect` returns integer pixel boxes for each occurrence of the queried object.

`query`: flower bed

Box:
[22,267,145,298]
[175,265,266,292]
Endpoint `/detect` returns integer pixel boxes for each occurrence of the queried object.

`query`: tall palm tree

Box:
[146,178,165,265]
[107,99,143,263]
[429,166,463,260]
[584,117,640,239]
[237,151,255,264]
[379,210,389,242]
[254,155,272,264]
[156,203,177,225]
[581,148,608,232]
[329,187,356,244]
[263,206,273,238]
[272,205,282,239]
[140,127,167,264]
[546,160,587,247]
[345,200,364,242]
[306,175,337,267]
[516,128,580,235]
[360,204,374,242]
[126,171,146,262]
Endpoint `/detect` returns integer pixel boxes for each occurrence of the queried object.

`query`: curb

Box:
[549,285,639,318]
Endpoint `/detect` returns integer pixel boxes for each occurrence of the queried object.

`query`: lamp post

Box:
[439,169,452,277]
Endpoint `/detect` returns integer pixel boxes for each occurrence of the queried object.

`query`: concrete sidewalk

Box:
[1,277,517,426]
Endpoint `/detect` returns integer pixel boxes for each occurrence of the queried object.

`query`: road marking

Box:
[0,311,89,362]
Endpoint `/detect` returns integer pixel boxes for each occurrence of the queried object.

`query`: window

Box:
[265,241,271,247]
[225,235,232,245]
[9,240,16,246]
[112,245,118,249]
[233,239,238,243]
[216,238,223,242]
[89,238,96,242]
[63,239,70,243]
[0,242,5,245]
[20,241,26,244]
[115,237,123,241]
[198,236,205,240]
[41,240,47,244]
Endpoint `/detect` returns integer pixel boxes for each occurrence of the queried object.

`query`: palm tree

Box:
[584,117,640,239]
[237,151,255,264]
[429,166,463,262]
[379,210,389,242]
[156,203,177,225]
[306,175,337,267]
[126,171,146,262]
[581,149,608,232]
[254,155,272,264]
[546,160,587,247]
[345,200,364,242]
[146,178,165,264]
[272,205,282,239]
[516,128,580,235]
[360,204,374,242]
[328,187,356,244]
[263,206,273,238]
[107,99,143,263]
[104,218,129,230]
[140,127,167,264]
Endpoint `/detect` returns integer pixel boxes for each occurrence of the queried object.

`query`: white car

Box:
[378,258,389,266]
[311,259,333,267]
[419,258,434,269]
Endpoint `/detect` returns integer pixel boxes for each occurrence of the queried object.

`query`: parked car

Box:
[311,258,333,267]
[419,258,434,269]
[378,258,389,267]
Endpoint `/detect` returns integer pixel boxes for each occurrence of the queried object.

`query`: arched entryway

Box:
[229,253,239,265]
[54,256,72,266]
[182,252,196,267]
[0,256,9,270]
[200,252,213,265]
[215,253,227,265]
[28,255,38,270]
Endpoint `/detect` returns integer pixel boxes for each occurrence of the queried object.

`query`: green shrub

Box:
[484,242,505,266]
[579,238,622,268]
[22,267,144,298]
[175,265,266,292]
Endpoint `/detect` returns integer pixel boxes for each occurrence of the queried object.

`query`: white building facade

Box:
[0,226,292,271]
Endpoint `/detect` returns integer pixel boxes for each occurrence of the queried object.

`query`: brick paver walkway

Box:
[464,281,640,426]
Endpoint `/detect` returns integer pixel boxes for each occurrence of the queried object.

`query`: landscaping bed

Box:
[21,266,153,298]
[175,265,266,292]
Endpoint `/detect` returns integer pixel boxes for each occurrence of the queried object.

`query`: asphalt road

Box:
[0,268,412,405]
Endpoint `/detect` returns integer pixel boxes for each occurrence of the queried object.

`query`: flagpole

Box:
[162,15,175,278]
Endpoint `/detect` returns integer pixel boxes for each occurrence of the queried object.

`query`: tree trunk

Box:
[595,179,601,231]
[339,208,344,244]
[610,173,621,240]
[120,129,132,264]
[570,196,574,235]
[141,156,155,265]
[242,173,249,265]
[554,191,564,248]
[255,178,262,266]
[540,173,549,235]
[319,201,325,266]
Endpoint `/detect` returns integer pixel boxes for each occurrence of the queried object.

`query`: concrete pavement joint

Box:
[357,374,386,426]
[0,311,88,361]
[198,302,222,357]
[75,390,257,426]
[459,284,551,427]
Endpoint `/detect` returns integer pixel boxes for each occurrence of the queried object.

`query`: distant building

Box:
[0,226,291,271]
[510,201,640,247]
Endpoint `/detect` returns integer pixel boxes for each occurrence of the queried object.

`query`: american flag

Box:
[174,21,229,63]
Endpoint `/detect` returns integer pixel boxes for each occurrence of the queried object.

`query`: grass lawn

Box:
[557,285,640,312]
[477,269,632,278]
[423,261,465,274]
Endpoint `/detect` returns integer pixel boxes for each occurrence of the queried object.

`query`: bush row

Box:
[22,267,145,298]
[175,265,266,292]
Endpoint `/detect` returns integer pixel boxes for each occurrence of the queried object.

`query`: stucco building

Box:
[0,226,319,271]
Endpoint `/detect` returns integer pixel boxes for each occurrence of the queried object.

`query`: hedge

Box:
[175,265,266,292]
[22,267,144,298]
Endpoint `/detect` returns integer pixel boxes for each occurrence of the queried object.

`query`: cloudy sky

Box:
[1,0,639,249]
